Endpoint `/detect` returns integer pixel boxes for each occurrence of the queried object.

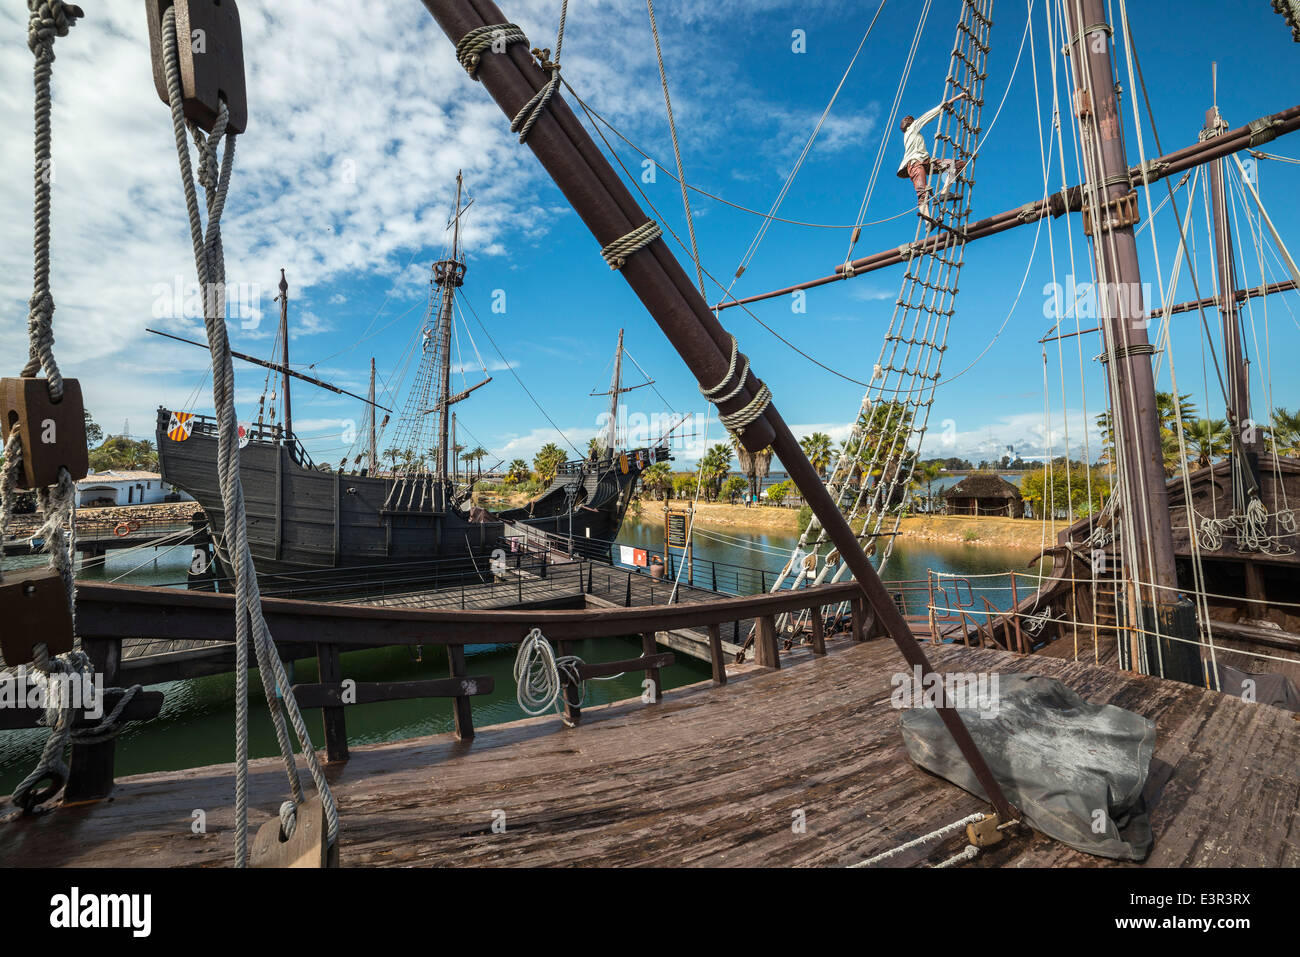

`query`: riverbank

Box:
[636,500,1047,552]
[5,500,201,538]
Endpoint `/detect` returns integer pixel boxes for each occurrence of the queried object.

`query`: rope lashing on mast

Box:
[699,335,772,438]
[600,219,663,269]
[456,22,528,77]
[157,5,337,866]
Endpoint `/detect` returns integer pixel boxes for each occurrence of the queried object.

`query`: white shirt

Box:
[897,101,946,175]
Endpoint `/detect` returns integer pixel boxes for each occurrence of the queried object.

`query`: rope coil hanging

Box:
[600,219,663,269]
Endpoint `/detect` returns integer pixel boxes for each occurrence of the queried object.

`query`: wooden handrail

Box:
[75,580,863,647]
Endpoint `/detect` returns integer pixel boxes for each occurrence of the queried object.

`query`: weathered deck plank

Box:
[2,635,1295,868]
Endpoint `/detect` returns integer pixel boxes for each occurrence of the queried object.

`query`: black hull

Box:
[156,409,661,577]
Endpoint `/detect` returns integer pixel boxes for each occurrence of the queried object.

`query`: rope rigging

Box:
[154,5,337,865]
[769,0,997,613]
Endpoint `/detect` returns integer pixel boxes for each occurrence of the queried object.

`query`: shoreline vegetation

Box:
[38,497,1048,555]
[645,500,1047,552]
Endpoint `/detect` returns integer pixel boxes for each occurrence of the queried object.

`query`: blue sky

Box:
[2,1,1297,472]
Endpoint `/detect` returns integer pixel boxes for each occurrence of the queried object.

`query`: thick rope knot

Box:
[26,0,82,58]
[456,22,528,78]
[600,220,661,269]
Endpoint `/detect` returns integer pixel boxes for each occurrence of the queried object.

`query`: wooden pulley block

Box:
[250,797,339,868]
[0,566,75,666]
[966,813,1004,848]
[145,0,248,134]
[0,377,88,490]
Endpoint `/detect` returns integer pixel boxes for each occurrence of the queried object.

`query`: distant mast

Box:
[367,356,377,474]
[277,268,291,442]
[607,329,624,452]
[432,171,467,483]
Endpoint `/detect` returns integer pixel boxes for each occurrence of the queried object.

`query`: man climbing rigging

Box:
[898,92,970,222]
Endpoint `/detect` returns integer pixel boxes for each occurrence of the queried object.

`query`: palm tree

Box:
[731,434,773,502]
[1271,407,1300,457]
[640,461,672,501]
[469,446,489,481]
[700,443,733,501]
[912,460,944,512]
[1185,417,1229,469]
[506,458,531,483]
[533,442,566,485]
[799,431,833,478]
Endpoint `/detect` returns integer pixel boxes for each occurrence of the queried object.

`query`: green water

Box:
[0,517,1035,793]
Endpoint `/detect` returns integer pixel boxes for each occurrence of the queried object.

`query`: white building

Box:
[76,471,192,508]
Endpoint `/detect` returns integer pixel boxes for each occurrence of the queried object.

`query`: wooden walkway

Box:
[5,633,1296,867]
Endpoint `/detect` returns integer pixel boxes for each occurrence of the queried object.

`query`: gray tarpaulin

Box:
[1216,663,1300,713]
[899,674,1156,861]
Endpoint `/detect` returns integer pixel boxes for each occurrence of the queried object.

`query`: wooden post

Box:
[851,598,865,643]
[1009,573,1024,654]
[316,643,349,762]
[810,605,826,655]
[64,636,120,802]
[755,615,780,669]
[447,643,474,741]
[557,639,582,725]
[642,632,662,701]
[707,623,726,684]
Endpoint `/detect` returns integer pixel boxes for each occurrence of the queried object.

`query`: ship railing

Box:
[172,411,316,469]
[59,577,868,797]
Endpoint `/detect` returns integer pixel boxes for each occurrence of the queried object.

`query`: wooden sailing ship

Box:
[154,174,668,578]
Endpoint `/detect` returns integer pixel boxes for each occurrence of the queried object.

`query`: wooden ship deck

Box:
[3,632,1295,868]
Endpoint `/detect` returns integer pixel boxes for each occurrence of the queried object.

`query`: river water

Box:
[0,516,1035,793]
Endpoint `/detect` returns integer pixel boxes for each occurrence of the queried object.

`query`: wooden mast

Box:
[1204,103,1258,458]
[1062,0,1201,683]
[433,171,467,485]
[278,268,291,443]
[607,329,624,452]
[368,357,377,474]
[422,0,1019,822]
[1205,95,1268,618]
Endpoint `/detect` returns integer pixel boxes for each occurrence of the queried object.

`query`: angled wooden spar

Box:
[422,0,1018,822]
[716,102,1300,311]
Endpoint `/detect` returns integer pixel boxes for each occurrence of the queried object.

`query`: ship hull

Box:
[156,409,661,579]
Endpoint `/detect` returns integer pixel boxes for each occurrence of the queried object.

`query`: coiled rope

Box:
[514,628,583,722]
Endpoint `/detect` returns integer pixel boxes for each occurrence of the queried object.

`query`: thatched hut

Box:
[943,473,1024,518]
